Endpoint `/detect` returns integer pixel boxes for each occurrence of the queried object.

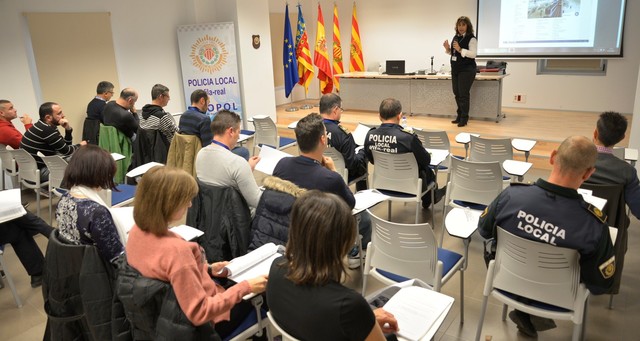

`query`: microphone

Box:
[430,56,434,72]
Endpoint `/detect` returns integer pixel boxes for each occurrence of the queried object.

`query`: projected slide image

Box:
[528,0,580,19]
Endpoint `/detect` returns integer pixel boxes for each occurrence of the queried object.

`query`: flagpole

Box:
[285,94,299,111]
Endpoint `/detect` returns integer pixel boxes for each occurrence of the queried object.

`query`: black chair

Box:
[82,118,101,145]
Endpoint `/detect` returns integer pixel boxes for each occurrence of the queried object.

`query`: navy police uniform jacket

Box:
[324,119,368,179]
[478,179,616,294]
[364,123,435,184]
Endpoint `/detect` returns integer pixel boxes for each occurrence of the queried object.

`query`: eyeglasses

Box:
[163,93,171,100]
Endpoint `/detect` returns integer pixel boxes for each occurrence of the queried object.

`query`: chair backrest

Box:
[10,149,40,185]
[323,146,348,183]
[252,116,279,148]
[371,150,422,196]
[469,135,513,166]
[0,147,18,175]
[267,311,301,341]
[367,209,440,287]
[493,227,583,311]
[446,158,503,206]
[414,130,451,150]
[40,155,68,191]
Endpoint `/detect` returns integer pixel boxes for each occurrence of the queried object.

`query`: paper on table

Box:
[170,225,204,241]
[353,189,390,215]
[111,153,125,161]
[0,189,27,224]
[225,243,283,283]
[382,286,454,341]
[502,160,533,177]
[238,134,253,143]
[426,148,449,167]
[577,190,607,211]
[126,162,164,178]
[352,123,372,146]
[254,146,291,175]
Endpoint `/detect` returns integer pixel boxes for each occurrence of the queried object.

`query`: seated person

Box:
[0,99,33,149]
[587,111,640,218]
[56,145,123,264]
[20,102,86,181]
[139,84,178,144]
[0,211,53,288]
[196,109,262,210]
[125,165,267,339]
[268,190,398,341]
[364,98,445,208]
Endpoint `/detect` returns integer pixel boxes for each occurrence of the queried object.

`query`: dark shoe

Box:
[530,315,557,331]
[451,118,460,124]
[434,186,447,204]
[30,274,43,288]
[509,310,537,337]
[457,121,468,127]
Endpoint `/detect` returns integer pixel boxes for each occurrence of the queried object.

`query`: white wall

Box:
[268,0,640,114]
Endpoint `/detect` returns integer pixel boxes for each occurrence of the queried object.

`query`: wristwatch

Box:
[207,264,214,277]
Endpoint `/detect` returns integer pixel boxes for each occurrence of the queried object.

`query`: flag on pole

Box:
[332,3,344,92]
[314,3,333,94]
[283,4,299,98]
[295,5,314,94]
[349,2,364,72]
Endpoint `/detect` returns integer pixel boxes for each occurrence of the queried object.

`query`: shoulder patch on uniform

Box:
[599,255,615,279]
[338,124,351,135]
[480,207,488,217]
[401,127,414,134]
[587,204,607,223]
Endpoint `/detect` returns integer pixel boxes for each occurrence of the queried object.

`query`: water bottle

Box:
[439,64,446,74]
[401,115,408,128]
[378,63,383,74]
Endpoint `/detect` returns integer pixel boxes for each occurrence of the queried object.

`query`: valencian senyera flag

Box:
[283,4,299,98]
[332,3,344,92]
[314,3,333,94]
[295,5,314,94]
[349,3,364,72]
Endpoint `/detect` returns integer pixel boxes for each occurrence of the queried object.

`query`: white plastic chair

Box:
[323,146,368,186]
[40,155,68,222]
[225,295,272,341]
[441,158,503,246]
[469,135,514,179]
[0,144,19,190]
[370,150,435,225]
[475,228,589,341]
[10,149,49,217]
[414,129,452,177]
[0,244,23,308]
[363,209,465,323]
[251,115,297,155]
[267,311,300,341]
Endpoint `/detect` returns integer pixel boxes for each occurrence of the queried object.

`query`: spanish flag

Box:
[332,4,343,92]
[314,4,333,94]
[349,3,364,72]
[295,5,314,94]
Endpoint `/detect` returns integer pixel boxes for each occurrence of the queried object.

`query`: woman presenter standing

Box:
[443,16,477,127]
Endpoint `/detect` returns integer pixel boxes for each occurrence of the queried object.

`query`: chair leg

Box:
[475,295,489,341]
[608,293,614,309]
[36,189,41,217]
[440,206,448,247]
[501,304,508,321]
[0,253,23,308]
[49,193,53,224]
[460,269,464,324]
[387,201,392,221]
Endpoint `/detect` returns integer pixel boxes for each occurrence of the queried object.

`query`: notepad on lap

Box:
[170,225,204,241]
[224,243,284,282]
[0,189,27,224]
[254,146,290,175]
[382,286,454,341]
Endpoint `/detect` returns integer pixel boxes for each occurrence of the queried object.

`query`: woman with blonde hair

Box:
[267,190,398,341]
[125,166,268,338]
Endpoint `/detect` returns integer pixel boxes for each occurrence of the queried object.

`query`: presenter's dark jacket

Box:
[478,179,616,294]
[86,97,107,122]
[450,33,477,72]
[364,123,435,184]
[323,118,368,179]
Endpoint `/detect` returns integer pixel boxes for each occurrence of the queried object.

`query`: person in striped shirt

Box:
[20,102,86,181]
[138,84,178,143]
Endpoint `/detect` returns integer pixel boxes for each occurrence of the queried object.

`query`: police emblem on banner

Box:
[190,34,229,74]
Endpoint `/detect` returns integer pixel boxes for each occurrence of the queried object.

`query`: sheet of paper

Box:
[170,225,204,241]
[126,162,164,178]
[353,189,390,214]
[352,123,372,146]
[426,148,449,166]
[579,192,607,211]
[0,189,27,224]
[382,286,454,341]
[111,153,125,161]
[254,146,291,175]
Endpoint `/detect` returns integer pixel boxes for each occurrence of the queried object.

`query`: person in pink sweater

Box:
[125,166,268,338]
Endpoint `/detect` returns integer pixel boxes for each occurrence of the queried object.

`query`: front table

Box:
[338,72,508,122]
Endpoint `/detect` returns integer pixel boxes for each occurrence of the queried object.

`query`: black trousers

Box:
[0,212,51,276]
[451,68,476,122]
